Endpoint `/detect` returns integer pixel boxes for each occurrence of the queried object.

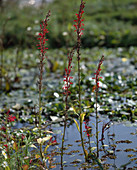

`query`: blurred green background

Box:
[0,0,137,49]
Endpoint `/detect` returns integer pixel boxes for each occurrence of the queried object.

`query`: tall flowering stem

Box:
[73,0,87,162]
[37,10,50,136]
[92,55,104,158]
[61,47,75,169]
[73,0,85,115]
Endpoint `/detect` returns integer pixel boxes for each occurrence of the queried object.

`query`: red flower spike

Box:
[63,47,75,99]
[7,115,16,122]
[83,119,91,137]
[92,56,104,92]
[4,144,8,148]
[6,109,10,115]
[1,126,6,132]
[73,0,85,37]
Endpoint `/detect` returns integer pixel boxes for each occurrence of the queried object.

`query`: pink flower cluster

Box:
[63,68,73,95]
[92,55,104,91]
[63,51,74,96]
[6,109,16,122]
[36,11,50,56]
[7,115,16,122]
[49,137,57,145]
[83,119,91,137]
[0,109,16,132]
[73,0,85,36]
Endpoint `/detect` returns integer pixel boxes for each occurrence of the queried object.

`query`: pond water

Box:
[50,117,137,169]
[13,115,137,169]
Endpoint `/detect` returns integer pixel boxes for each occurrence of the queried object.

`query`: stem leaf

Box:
[44,144,51,153]
[72,106,79,116]
[80,112,86,124]
[73,119,80,132]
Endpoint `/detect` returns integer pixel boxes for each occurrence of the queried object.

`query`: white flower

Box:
[34,20,39,24]
[2,151,7,159]
[27,27,32,31]
[54,92,59,98]
[62,32,68,36]
[35,32,39,36]
[2,161,8,168]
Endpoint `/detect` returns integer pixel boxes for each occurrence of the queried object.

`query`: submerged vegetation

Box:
[0,0,137,169]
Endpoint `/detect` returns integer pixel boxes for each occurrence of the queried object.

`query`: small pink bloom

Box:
[29,159,32,164]
[4,144,8,148]
[7,115,16,122]
[1,126,6,132]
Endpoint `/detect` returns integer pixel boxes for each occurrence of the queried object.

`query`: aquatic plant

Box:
[73,0,90,162]
[92,55,104,157]
[61,0,87,166]
[37,10,50,135]
[0,109,17,169]
[1,1,137,169]
[61,47,75,168]
[74,0,85,115]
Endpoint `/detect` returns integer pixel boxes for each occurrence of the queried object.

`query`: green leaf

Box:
[5,166,10,170]
[43,136,52,142]
[73,119,80,132]
[30,144,37,149]
[44,144,50,153]
[72,106,79,116]
[80,112,86,124]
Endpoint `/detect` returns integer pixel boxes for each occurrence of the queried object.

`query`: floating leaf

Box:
[50,166,56,169]
[116,140,132,144]
[90,147,97,152]
[127,154,135,158]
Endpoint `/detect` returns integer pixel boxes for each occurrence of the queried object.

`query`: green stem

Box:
[0,42,3,90]
[77,56,81,114]
[38,86,42,138]
[96,90,99,158]
[80,121,88,162]
[39,143,48,169]
[61,93,68,169]
[61,118,67,169]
